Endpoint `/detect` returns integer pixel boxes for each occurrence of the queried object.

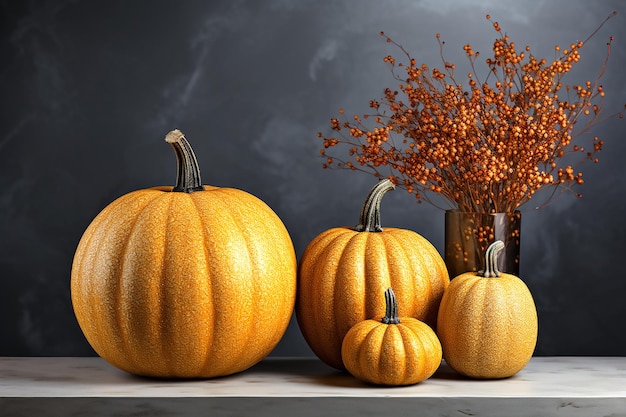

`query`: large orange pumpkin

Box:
[297,179,449,369]
[71,129,297,378]
[437,240,538,379]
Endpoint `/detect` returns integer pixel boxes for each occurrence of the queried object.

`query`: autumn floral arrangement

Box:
[319,13,622,214]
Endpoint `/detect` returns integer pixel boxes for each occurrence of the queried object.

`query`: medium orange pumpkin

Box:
[297,179,449,369]
[437,240,538,379]
[71,129,297,378]
[341,288,442,386]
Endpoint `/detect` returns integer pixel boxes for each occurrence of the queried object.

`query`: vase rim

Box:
[445,209,521,215]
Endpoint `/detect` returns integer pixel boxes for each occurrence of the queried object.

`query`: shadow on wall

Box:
[524,177,626,356]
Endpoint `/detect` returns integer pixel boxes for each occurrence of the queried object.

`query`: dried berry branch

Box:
[319,12,623,213]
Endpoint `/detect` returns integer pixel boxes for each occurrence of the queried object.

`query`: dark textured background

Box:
[1,0,625,357]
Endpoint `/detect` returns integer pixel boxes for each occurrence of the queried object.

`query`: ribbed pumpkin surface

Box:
[341,316,442,386]
[71,185,297,378]
[297,227,449,369]
[436,272,537,379]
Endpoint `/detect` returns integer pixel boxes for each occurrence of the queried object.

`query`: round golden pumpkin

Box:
[297,179,449,369]
[437,241,538,379]
[342,288,442,386]
[71,130,297,378]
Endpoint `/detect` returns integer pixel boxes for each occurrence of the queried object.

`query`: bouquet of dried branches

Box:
[319,13,622,213]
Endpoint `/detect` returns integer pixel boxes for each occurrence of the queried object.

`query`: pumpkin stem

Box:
[381,287,401,325]
[355,179,395,232]
[479,240,505,278]
[165,129,205,193]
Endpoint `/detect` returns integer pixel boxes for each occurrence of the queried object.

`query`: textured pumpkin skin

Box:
[297,227,449,369]
[341,316,442,386]
[436,272,538,379]
[71,185,297,378]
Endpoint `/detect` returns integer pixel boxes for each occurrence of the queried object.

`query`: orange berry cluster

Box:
[319,13,622,213]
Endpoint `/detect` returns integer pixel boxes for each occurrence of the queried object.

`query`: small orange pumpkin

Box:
[297,179,449,369]
[437,241,538,379]
[341,288,442,386]
[71,130,297,378]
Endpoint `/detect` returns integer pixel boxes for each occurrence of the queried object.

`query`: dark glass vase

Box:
[444,210,521,278]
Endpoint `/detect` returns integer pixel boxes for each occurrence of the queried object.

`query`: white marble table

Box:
[1,356,625,416]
